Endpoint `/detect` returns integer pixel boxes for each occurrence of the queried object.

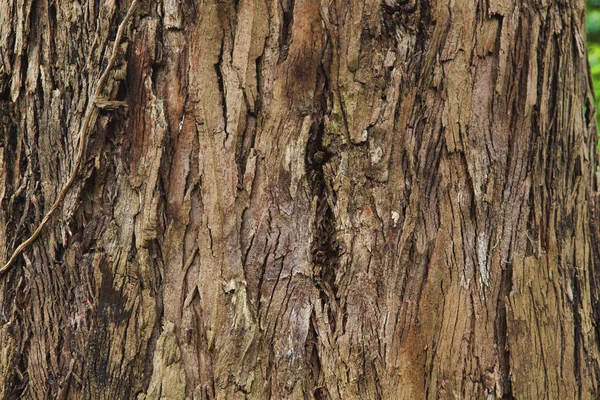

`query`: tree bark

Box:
[1,0,600,398]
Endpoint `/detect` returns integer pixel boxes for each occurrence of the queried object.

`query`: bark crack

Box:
[306,110,340,334]
[215,36,228,141]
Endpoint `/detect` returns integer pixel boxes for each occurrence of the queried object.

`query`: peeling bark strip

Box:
[1,0,600,398]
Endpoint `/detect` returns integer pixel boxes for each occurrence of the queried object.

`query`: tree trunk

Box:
[1,0,600,398]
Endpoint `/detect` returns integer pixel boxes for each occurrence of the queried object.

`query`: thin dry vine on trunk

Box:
[0,0,138,274]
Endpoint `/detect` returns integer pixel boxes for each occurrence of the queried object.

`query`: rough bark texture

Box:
[1,0,600,398]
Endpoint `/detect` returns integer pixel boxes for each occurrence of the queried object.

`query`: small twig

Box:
[0,0,139,274]
[525,230,537,256]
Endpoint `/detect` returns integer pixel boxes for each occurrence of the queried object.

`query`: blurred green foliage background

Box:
[588,1,600,124]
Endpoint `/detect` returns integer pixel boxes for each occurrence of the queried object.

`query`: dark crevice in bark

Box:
[235,113,254,190]
[236,55,263,191]
[494,135,519,400]
[11,342,29,399]
[0,101,17,206]
[572,268,583,400]
[412,242,433,325]
[215,36,228,140]
[48,1,57,35]
[254,55,265,116]
[381,0,426,41]
[140,242,164,391]
[416,0,433,51]
[255,249,270,318]
[1,291,29,399]
[0,83,10,102]
[263,229,283,322]
[457,152,477,223]
[278,0,294,64]
[525,188,537,257]
[306,69,339,333]
[423,114,444,201]
[306,313,325,399]
[590,198,600,381]
[150,61,163,104]
[414,0,434,84]
[496,255,514,399]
